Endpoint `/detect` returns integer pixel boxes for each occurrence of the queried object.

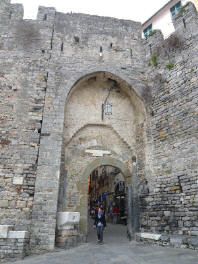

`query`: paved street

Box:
[8,220,198,264]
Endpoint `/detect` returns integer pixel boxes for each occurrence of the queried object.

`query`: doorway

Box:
[87,165,129,243]
[88,165,127,226]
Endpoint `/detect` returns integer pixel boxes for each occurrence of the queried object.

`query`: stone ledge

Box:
[136,232,198,250]
[0,225,13,239]
[137,232,161,240]
[57,212,80,230]
[8,231,29,239]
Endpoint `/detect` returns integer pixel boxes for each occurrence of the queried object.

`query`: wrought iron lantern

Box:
[103,101,112,115]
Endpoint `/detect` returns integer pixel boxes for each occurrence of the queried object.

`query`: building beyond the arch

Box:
[0,0,198,261]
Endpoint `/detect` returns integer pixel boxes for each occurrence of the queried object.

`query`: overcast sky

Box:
[11,0,169,23]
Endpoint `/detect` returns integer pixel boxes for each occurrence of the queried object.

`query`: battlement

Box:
[37,6,56,22]
[1,1,141,40]
[172,1,198,30]
[2,1,197,41]
[144,2,198,65]
[0,0,23,21]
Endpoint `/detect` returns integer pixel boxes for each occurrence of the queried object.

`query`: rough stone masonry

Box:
[0,0,198,262]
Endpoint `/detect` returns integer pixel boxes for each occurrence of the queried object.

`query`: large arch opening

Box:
[56,71,147,247]
[88,164,129,243]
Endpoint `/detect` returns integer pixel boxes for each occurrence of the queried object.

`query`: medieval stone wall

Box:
[0,0,54,233]
[0,0,198,261]
[140,2,198,237]
[0,0,148,256]
[30,7,148,252]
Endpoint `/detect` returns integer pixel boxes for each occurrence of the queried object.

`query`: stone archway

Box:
[57,71,146,238]
[83,157,132,184]
[31,70,147,252]
[80,157,132,234]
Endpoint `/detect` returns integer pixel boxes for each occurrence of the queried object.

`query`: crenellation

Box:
[37,6,56,22]
[9,3,24,20]
[172,1,198,30]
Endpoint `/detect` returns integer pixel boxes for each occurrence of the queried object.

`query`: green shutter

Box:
[170,1,181,17]
[144,24,152,38]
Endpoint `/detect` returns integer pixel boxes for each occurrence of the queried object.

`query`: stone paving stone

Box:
[6,224,198,264]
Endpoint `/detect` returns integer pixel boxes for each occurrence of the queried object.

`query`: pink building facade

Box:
[142,0,196,38]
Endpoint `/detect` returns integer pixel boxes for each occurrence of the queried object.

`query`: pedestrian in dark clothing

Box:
[93,205,106,244]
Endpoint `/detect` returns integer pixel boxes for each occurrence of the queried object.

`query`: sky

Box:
[11,0,169,23]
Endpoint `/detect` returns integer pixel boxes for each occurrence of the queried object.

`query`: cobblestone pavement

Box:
[8,221,198,264]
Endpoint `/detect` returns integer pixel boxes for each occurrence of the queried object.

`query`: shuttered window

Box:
[143,24,152,38]
[170,1,182,17]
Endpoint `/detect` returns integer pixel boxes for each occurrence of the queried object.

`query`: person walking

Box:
[93,205,106,244]
[112,204,118,224]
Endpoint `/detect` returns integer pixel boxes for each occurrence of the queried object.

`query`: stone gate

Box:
[0,0,198,261]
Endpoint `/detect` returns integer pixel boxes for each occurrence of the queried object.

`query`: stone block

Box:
[8,231,29,239]
[160,234,170,242]
[57,212,80,230]
[56,236,68,243]
[170,236,183,245]
[170,186,181,191]
[85,149,111,157]
[57,229,77,237]
[17,201,26,208]
[13,176,24,185]
[0,225,13,238]
[164,211,171,217]
[0,200,8,207]
[187,237,198,247]
[190,231,198,236]
[138,232,161,240]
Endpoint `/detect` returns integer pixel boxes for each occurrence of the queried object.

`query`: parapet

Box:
[143,2,198,60]
[1,1,142,40]
[54,12,142,39]
[172,1,198,31]
[0,1,23,21]
[37,6,56,22]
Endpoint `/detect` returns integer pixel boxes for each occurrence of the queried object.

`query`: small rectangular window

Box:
[143,24,152,38]
[170,1,182,17]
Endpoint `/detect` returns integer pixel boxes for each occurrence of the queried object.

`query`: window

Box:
[143,24,152,38]
[170,1,182,17]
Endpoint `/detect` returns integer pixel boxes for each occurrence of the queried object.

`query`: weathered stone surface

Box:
[13,176,24,185]
[0,225,13,238]
[0,200,8,208]
[8,231,29,239]
[187,237,198,247]
[0,0,198,262]
[170,236,183,245]
[85,149,111,157]
[137,232,161,240]
[57,212,80,230]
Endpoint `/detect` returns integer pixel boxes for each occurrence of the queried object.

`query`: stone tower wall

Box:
[0,1,55,232]
[140,2,198,237]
